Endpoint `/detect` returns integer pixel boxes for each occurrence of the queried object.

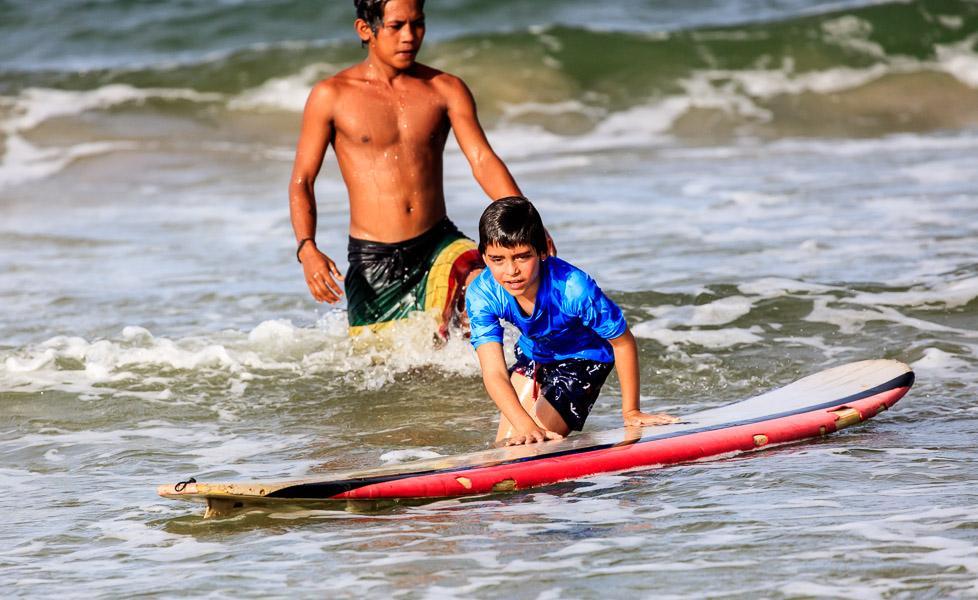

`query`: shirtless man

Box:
[289,0,527,336]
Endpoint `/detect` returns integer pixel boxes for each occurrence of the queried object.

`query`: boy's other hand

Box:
[504,427,564,446]
[624,409,681,427]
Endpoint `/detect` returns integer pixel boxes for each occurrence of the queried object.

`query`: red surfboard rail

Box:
[333,384,909,499]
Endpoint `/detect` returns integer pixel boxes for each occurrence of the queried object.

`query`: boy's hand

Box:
[623,409,681,427]
[504,427,564,446]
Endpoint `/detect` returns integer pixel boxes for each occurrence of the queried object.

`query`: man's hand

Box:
[299,244,345,304]
[623,409,681,427]
[504,426,564,446]
[544,228,557,257]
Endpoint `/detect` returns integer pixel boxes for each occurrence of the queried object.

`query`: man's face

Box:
[369,0,425,70]
[482,243,545,301]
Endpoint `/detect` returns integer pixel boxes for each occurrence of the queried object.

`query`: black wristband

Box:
[296,237,315,263]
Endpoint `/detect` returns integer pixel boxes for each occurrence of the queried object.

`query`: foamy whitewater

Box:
[2,0,978,598]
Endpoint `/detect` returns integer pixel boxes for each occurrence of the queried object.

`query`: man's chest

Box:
[334,89,449,147]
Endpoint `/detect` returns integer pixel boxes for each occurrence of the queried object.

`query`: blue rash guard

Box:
[466,256,627,363]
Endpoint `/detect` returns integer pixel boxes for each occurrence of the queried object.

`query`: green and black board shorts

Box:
[345,217,483,337]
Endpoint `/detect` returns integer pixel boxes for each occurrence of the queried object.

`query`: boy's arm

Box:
[289,80,345,304]
[608,327,681,427]
[475,342,563,445]
[443,76,522,200]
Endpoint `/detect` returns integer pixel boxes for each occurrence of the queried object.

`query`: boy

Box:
[289,0,533,336]
[466,197,679,446]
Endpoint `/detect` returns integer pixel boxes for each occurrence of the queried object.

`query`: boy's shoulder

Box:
[469,266,499,295]
[546,257,599,302]
[465,268,507,316]
[547,256,594,284]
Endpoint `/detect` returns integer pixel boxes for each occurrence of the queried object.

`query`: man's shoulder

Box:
[412,62,455,82]
[303,70,359,109]
[313,65,365,92]
[413,63,470,96]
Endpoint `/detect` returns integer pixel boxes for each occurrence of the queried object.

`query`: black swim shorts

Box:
[509,344,615,431]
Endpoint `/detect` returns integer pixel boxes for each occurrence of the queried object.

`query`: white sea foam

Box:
[227,63,338,113]
[0,425,223,454]
[651,296,755,327]
[548,535,647,557]
[804,297,973,336]
[631,297,762,349]
[0,316,481,397]
[0,84,223,189]
[779,578,896,600]
[936,34,978,87]
[737,277,837,298]
[5,38,977,192]
[911,347,973,377]
[379,449,445,463]
[181,436,320,476]
[0,135,139,189]
[901,158,975,185]
[3,85,216,132]
[97,521,229,563]
[850,277,978,311]
[483,99,687,161]
[633,323,764,349]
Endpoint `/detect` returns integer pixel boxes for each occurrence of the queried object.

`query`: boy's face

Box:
[482,243,546,301]
[361,0,426,71]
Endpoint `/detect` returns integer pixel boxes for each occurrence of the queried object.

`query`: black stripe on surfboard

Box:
[267,370,914,499]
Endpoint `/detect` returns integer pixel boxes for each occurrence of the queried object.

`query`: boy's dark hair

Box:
[354,0,425,34]
[478,196,548,255]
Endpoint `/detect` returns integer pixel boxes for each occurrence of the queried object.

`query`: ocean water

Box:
[2,0,978,598]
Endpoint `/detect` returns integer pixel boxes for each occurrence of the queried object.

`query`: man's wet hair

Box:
[478,196,548,256]
[354,0,426,34]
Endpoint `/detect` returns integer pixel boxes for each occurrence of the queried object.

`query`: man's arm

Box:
[608,327,681,426]
[443,76,557,255]
[475,342,563,445]
[443,76,522,200]
[289,80,345,304]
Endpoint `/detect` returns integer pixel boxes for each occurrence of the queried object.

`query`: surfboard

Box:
[158,359,914,517]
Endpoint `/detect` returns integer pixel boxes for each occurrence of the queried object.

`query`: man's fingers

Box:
[324,275,344,299]
[305,260,344,303]
[301,253,344,303]
[308,274,340,304]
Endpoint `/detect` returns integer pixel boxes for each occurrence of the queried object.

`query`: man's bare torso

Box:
[327,62,451,243]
